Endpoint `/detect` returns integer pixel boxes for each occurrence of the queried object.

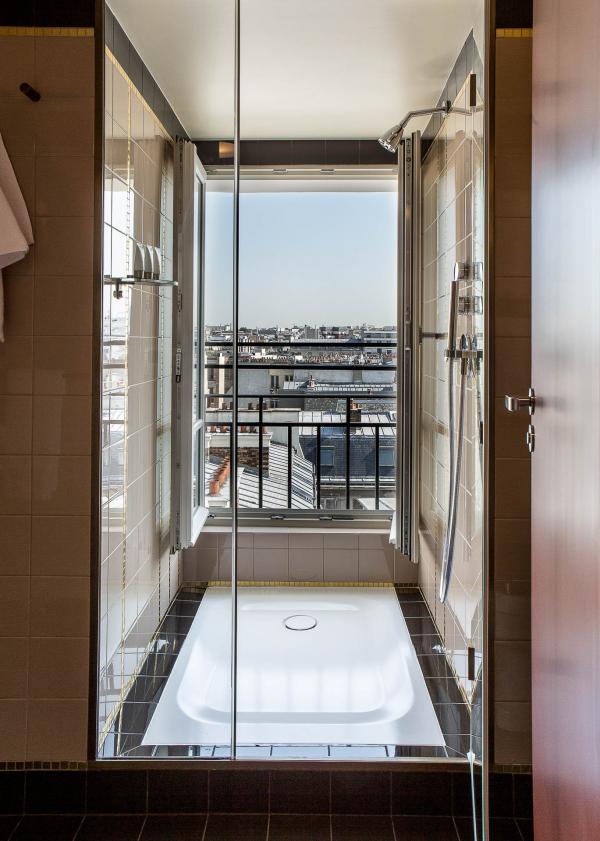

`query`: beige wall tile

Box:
[0,699,27,761]
[28,637,89,698]
[31,515,90,576]
[10,155,35,219]
[0,576,30,636]
[32,455,91,515]
[254,531,289,549]
[26,699,88,761]
[33,396,92,455]
[0,455,31,515]
[0,98,36,157]
[0,515,30,575]
[2,274,33,337]
[0,336,33,395]
[34,36,94,98]
[324,549,358,582]
[217,547,253,580]
[30,576,90,637]
[33,336,92,395]
[495,38,532,97]
[394,551,419,584]
[0,395,32,454]
[289,532,323,549]
[358,549,394,582]
[253,548,289,581]
[289,548,324,582]
[0,637,28,698]
[34,216,94,276]
[323,532,359,550]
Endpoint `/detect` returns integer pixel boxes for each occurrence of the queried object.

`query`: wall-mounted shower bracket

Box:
[458,295,483,315]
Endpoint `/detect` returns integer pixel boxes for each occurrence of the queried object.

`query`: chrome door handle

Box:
[505,387,536,415]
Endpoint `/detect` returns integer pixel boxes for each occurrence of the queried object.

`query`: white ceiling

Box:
[110,0,483,140]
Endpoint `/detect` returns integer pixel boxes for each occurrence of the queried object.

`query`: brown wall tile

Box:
[28,637,89,698]
[495,276,531,338]
[0,515,31,575]
[0,395,32,454]
[2,274,34,337]
[0,576,30,636]
[0,700,27,761]
[0,455,31,514]
[35,156,94,218]
[31,515,90,576]
[34,216,94,276]
[495,218,532,276]
[0,336,33,395]
[26,699,88,761]
[493,701,532,766]
[495,459,531,519]
[33,336,92,395]
[29,576,90,637]
[32,455,91,515]
[0,638,28,698]
[0,36,35,97]
[33,395,92,455]
[495,641,532,702]
[34,36,94,98]
[33,276,93,336]
[494,519,531,580]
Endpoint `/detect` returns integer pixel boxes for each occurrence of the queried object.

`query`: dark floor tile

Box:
[140,815,206,841]
[209,770,268,813]
[269,771,330,814]
[0,772,24,814]
[489,818,523,841]
[11,815,82,841]
[392,772,452,817]
[74,815,145,841]
[147,770,208,814]
[25,771,86,815]
[405,616,438,636]
[389,746,448,758]
[516,818,533,841]
[0,816,20,841]
[513,775,532,820]
[453,817,474,841]
[411,636,446,657]
[398,602,432,619]
[204,813,268,841]
[331,815,394,841]
[86,770,147,814]
[331,771,390,815]
[268,814,330,841]
[425,678,465,706]
[393,815,458,840]
[417,653,453,679]
[394,588,424,602]
[434,704,471,737]
[452,772,479,818]
[489,773,513,818]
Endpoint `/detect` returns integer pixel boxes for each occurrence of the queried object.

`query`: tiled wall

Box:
[98,48,179,748]
[417,63,485,700]
[184,530,417,585]
[492,31,532,767]
[0,29,95,761]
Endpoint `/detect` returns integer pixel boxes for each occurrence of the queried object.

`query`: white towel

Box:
[0,132,34,342]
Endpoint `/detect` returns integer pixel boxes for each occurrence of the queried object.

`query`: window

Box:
[321,447,335,468]
[380,447,395,467]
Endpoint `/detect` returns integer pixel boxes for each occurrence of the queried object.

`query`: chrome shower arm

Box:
[396,100,451,136]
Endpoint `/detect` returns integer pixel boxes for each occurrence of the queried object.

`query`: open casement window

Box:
[173,139,209,549]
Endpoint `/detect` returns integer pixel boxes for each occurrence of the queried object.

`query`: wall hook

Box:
[19,82,41,102]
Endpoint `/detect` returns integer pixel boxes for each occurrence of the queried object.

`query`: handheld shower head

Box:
[378,100,452,153]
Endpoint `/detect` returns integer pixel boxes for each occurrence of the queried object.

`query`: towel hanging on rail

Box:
[0,132,34,342]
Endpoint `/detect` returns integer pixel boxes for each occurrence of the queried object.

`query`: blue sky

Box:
[205,189,397,327]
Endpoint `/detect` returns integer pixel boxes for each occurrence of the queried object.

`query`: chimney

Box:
[209,456,230,496]
[349,399,362,424]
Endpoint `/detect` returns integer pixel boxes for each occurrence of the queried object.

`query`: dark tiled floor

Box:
[2,814,531,840]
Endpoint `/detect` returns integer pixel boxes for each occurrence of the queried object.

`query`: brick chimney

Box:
[209,456,230,496]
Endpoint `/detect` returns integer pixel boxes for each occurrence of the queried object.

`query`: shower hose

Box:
[439,337,467,603]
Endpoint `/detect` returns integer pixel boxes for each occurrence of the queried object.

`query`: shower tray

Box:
[142,585,444,748]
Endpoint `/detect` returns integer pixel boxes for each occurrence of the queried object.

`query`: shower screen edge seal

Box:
[230,0,241,760]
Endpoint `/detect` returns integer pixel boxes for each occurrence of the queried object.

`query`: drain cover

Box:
[284,614,317,631]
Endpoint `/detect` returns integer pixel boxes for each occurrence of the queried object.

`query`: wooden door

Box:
[532,1,600,838]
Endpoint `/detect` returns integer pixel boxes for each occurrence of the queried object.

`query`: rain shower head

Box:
[378,100,452,153]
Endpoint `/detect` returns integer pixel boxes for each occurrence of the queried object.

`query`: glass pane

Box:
[98,0,235,760]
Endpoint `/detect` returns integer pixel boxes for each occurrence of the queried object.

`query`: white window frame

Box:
[173,140,209,549]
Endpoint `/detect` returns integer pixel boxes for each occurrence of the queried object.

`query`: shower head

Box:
[378,123,404,154]
[378,100,452,153]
